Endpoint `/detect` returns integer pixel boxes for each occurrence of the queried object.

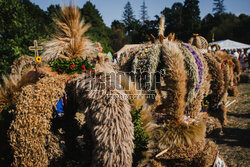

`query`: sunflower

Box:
[36,56,42,63]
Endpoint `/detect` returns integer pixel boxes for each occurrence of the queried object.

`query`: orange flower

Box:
[36,56,42,63]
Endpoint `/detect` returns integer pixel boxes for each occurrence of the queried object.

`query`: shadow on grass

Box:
[228,113,250,119]
[211,127,250,148]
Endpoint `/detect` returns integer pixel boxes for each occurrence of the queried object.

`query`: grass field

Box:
[209,82,250,167]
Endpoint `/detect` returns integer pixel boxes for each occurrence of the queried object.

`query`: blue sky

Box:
[30,0,250,27]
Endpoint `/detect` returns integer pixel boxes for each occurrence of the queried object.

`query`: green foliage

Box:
[49,57,95,74]
[81,1,113,53]
[162,2,184,37]
[182,0,201,41]
[199,13,250,44]
[131,106,148,167]
[46,4,61,19]
[0,0,52,75]
[122,1,136,33]
[110,20,129,51]
[161,0,201,41]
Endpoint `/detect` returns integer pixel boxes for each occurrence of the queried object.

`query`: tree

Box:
[162,2,184,38]
[122,1,136,33]
[0,0,51,75]
[110,20,128,51]
[47,4,61,19]
[140,0,149,24]
[182,0,201,41]
[81,1,113,52]
[213,0,225,15]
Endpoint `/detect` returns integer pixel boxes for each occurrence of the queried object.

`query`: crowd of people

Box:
[222,48,250,72]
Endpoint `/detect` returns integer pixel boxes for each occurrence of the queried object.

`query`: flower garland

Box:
[131,44,161,90]
[49,57,95,74]
[181,44,203,93]
[179,44,200,104]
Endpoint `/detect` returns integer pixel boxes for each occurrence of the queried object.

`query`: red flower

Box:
[221,63,223,70]
[81,65,86,71]
[70,64,76,69]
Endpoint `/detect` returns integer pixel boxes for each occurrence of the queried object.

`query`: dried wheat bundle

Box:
[131,44,161,90]
[138,40,208,166]
[118,74,146,110]
[41,4,96,62]
[188,46,210,118]
[214,51,232,104]
[140,139,218,167]
[11,56,36,76]
[193,140,218,167]
[139,119,206,166]
[117,44,144,72]
[189,35,208,50]
[178,44,200,113]
[73,63,134,166]
[160,40,187,119]
[199,112,222,135]
[203,53,224,109]
[0,71,41,109]
[156,139,206,160]
[231,55,241,83]
[8,75,66,166]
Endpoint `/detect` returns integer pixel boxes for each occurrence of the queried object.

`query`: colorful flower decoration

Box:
[221,63,224,70]
[181,44,203,93]
[81,64,86,71]
[36,56,42,63]
[49,57,95,74]
[70,64,76,69]
[183,115,195,125]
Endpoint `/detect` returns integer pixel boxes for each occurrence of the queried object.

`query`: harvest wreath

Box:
[49,57,95,74]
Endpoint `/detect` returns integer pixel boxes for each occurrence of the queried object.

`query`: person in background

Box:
[247,48,250,72]
[113,53,118,63]
[239,49,246,72]
[233,49,239,59]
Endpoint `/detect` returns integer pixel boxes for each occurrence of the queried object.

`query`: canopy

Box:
[210,39,250,50]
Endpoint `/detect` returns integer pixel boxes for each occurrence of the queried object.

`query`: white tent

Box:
[210,39,250,50]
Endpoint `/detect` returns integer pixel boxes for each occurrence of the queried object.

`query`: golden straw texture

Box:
[8,75,66,166]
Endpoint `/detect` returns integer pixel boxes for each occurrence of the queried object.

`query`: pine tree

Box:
[81,1,113,52]
[162,2,183,36]
[122,1,136,33]
[140,0,149,24]
[182,0,201,41]
[213,0,225,15]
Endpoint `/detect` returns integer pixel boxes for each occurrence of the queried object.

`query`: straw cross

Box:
[29,40,43,57]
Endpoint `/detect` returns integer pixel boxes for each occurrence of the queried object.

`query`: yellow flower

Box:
[36,56,42,63]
